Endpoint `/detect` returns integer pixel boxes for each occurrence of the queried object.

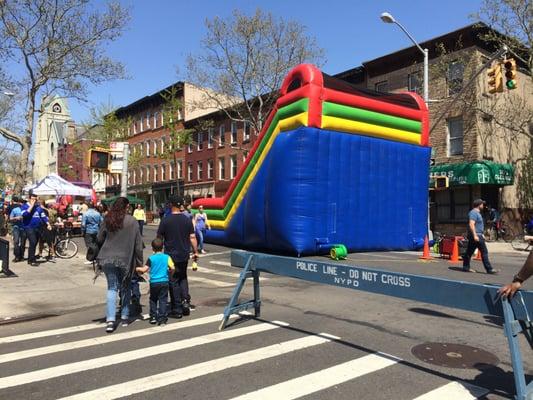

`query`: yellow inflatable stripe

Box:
[321,115,421,145]
[210,112,309,229]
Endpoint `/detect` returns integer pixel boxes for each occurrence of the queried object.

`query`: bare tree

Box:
[186,9,325,134]
[0,0,130,192]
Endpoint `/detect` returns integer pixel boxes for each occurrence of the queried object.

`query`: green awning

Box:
[430,161,514,186]
[101,195,146,207]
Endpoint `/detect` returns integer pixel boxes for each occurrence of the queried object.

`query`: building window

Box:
[146,113,151,129]
[243,121,251,141]
[160,138,165,155]
[153,165,159,182]
[207,159,214,179]
[169,162,174,180]
[188,162,193,182]
[447,116,464,156]
[132,169,136,185]
[146,166,151,182]
[435,187,471,222]
[375,81,388,93]
[219,157,225,180]
[146,141,150,157]
[133,122,137,135]
[161,164,166,181]
[153,112,159,129]
[197,161,203,180]
[177,160,183,179]
[243,151,249,163]
[230,154,237,179]
[231,121,238,144]
[140,117,144,132]
[219,124,225,146]
[139,168,144,183]
[152,140,157,157]
[208,128,214,149]
[197,132,204,151]
[408,72,422,94]
[188,142,193,153]
[447,60,464,95]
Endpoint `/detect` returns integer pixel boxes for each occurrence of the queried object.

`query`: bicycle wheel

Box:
[502,228,515,242]
[511,234,528,251]
[56,239,78,259]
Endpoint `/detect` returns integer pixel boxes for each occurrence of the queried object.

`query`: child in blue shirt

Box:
[137,238,175,325]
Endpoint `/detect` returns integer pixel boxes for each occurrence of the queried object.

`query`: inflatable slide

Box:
[193,64,431,256]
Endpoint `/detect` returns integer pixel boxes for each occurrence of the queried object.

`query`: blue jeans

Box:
[195,228,205,251]
[24,227,39,263]
[150,283,168,322]
[12,225,24,259]
[103,264,130,322]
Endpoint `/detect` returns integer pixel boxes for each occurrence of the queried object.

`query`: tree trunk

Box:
[14,104,35,194]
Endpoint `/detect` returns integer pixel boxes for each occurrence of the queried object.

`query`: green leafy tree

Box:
[0,0,130,192]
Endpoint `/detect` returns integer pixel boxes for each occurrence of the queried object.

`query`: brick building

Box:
[336,23,532,234]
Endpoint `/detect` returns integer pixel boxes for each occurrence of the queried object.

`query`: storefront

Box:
[430,160,514,234]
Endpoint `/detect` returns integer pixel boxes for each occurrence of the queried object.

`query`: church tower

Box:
[33,96,75,183]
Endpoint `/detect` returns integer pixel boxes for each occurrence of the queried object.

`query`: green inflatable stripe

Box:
[322,102,421,134]
[204,98,309,220]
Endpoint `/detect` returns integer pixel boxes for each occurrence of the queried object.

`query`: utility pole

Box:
[120,143,129,197]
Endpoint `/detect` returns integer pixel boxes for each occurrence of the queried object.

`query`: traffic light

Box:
[87,148,110,171]
[434,176,449,190]
[487,63,503,94]
[503,58,517,90]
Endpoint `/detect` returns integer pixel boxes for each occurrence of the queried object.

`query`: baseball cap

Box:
[473,199,485,207]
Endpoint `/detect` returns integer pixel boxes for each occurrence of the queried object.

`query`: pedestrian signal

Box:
[487,63,503,94]
[503,58,517,90]
[434,176,449,189]
[88,148,110,171]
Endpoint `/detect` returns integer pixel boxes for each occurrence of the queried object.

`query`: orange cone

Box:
[474,249,482,261]
[419,235,433,260]
[449,237,460,264]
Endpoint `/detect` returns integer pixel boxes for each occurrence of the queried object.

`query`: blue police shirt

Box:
[82,208,103,235]
[9,206,23,228]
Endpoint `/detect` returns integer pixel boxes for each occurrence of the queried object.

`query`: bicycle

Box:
[511,225,533,252]
[486,220,514,242]
[53,223,79,259]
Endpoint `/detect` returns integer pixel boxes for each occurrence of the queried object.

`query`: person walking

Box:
[463,199,499,274]
[82,202,103,265]
[133,204,146,236]
[96,197,143,333]
[9,196,25,262]
[194,205,210,254]
[499,249,533,298]
[136,238,175,326]
[21,192,49,267]
[157,195,198,317]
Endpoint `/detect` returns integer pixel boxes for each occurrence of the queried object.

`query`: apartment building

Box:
[336,23,532,234]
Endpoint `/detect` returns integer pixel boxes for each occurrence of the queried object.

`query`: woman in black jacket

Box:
[97,197,143,333]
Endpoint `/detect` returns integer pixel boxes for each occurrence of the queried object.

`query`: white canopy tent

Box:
[24,173,92,197]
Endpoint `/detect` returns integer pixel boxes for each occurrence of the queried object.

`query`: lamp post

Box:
[380,12,428,104]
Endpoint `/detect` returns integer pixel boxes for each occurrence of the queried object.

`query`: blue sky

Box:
[69,0,483,123]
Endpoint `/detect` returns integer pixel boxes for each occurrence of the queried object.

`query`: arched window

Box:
[50,142,55,156]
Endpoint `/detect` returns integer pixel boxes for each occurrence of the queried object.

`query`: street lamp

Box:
[380,12,428,104]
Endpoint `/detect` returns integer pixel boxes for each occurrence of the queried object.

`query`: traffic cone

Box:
[474,249,482,261]
[419,235,433,260]
[449,237,460,264]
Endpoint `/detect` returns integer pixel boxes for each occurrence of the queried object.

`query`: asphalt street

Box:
[0,224,531,399]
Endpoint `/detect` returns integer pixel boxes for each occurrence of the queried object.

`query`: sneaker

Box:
[84,261,93,265]
[201,250,206,254]
[149,317,157,325]
[462,268,477,273]
[158,319,167,326]
[487,269,500,275]
[105,321,115,333]
[120,319,129,327]
[182,301,191,316]
[169,311,183,319]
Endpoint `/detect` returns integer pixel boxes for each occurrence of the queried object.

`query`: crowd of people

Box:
[97,195,198,332]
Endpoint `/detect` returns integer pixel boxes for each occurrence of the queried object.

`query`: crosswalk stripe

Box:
[412,381,489,399]
[58,333,333,400]
[0,313,237,364]
[209,260,232,266]
[228,352,399,400]
[188,275,234,287]
[0,315,146,345]
[0,321,284,390]
[199,265,269,280]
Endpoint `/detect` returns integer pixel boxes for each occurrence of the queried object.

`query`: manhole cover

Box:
[197,298,230,307]
[411,342,499,369]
